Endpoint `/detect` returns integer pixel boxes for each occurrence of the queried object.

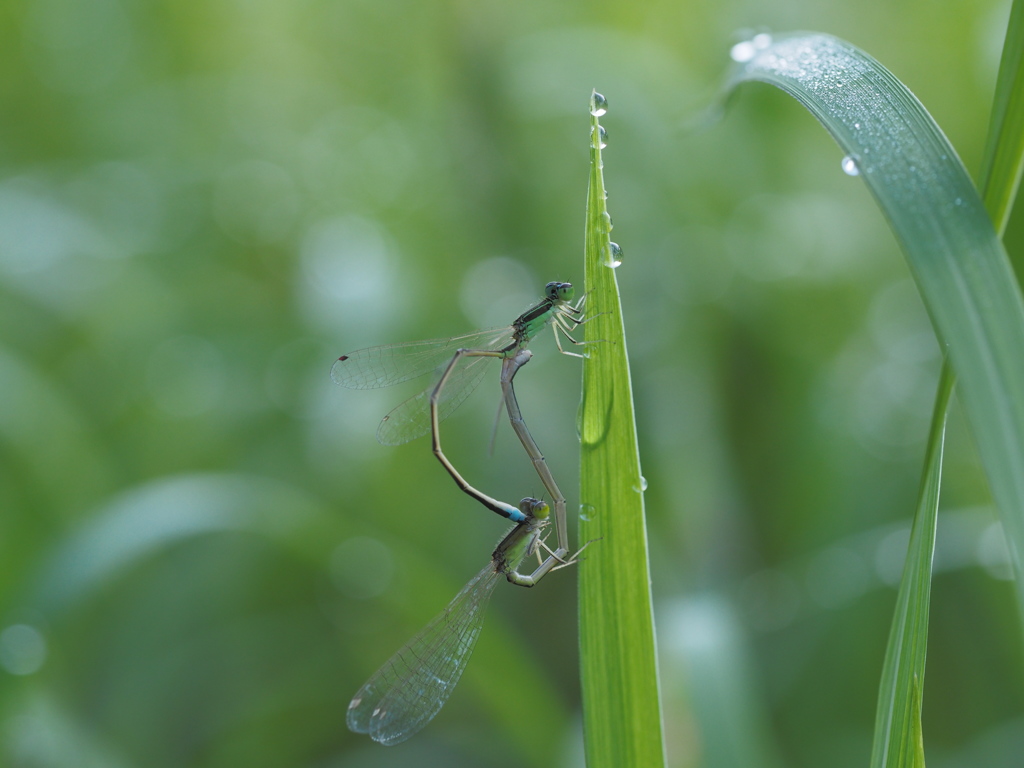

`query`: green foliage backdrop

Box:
[0,0,1021,766]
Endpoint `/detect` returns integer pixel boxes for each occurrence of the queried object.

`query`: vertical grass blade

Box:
[578,92,666,768]
[980,0,1024,246]
[869,371,951,768]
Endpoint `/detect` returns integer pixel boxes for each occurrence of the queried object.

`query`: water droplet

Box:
[579,503,597,522]
[731,32,772,62]
[632,476,648,493]
[730,41,756,62]
[954,197,963,206]
[591,125,608,149]
[841,155,860,176]
[578,386,613,446]
[590,92,608,117]
[607,242,623,268]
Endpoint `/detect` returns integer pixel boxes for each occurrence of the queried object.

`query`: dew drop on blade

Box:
[590,91,608,117]
[841,154,860,176]
[607,242,623,268]
[730,41,756,62]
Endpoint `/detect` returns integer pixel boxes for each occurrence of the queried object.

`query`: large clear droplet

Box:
[590,91,608,117]
[841,155,860,176]
[607,242,623,268]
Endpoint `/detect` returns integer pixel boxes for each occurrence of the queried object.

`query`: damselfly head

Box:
[518,497,550,521]
[545,282,574,303]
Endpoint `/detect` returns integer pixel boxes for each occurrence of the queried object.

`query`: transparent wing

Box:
[375,353,493,446]
[331,326,515,389]
[347,565,501,745]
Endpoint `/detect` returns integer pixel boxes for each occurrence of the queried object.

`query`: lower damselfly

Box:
[346,497,574,745]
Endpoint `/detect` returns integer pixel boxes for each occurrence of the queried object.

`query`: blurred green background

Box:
[1,0,1022,766]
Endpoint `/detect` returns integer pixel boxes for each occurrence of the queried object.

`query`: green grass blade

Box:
[874,5,1024,759]
[726,28,1024,633]
[980,0,1024,244]
[733,28,1024,765]
[869,370,952,767]
[578,92,666,768]
[906,676,927,768]
[868,6,1024,763]
[727,30,1024,767]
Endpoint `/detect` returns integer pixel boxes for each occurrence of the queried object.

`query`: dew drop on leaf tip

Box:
[590,91,608,117]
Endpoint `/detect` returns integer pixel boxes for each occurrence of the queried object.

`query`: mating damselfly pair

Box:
[333,281,591,745]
